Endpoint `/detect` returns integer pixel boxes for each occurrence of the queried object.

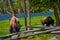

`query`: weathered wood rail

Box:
[0,27,60,40]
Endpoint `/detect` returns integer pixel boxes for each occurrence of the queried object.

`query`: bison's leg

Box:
[46,23,50,27]
[51,20,54,26]
[10,27,13,33]
[10,26,15,33]
[51,22,54,26]
[10,25,16,33]
[15,27,20,32]
[41,22,45,26]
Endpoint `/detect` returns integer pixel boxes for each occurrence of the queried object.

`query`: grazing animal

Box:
[41,16,54,27]
[9,16,21,33]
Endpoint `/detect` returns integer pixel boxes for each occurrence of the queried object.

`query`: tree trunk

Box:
[0,8,2,14]
[27,0,31,26]
[54,7,60,26]
[23,0,27,30]
[18,0,21,14]
[3,0,7,14]
[8,0,14,16]
[18,8,20,14]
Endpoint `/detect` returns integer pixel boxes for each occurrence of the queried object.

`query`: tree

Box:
[3,0,8,14]
[23,0,27,30]
[8,0,15,16]
[30,0,48,13]
[0,0,8,14]
[27,0,31,29]
[17,0,21,14]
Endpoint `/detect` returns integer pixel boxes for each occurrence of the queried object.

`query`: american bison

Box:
[41,16,54,27]
[9,15,21,33]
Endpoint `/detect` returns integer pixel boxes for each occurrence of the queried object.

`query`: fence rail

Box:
[0,26,60,40]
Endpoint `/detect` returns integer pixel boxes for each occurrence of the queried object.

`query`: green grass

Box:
[0,16,58,40]
[0,16,56,28]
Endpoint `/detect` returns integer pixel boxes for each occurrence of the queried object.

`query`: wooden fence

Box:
[0,26,60,40]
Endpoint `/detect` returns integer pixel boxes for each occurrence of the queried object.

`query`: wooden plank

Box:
[0,33,17,39]
[23,27,54,33]
[23,29,41,33]
[51,31,60,34]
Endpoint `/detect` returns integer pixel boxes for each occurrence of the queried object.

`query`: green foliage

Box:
[30,0,49,13]
[0,0,60,13]
[13,1,18,10]
[30,0,60,13]
[0,2,4,9]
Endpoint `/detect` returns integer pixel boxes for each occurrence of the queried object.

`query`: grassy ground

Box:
[0,16,58,40]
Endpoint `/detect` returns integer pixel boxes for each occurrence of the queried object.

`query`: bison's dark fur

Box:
[41,16,54,27]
